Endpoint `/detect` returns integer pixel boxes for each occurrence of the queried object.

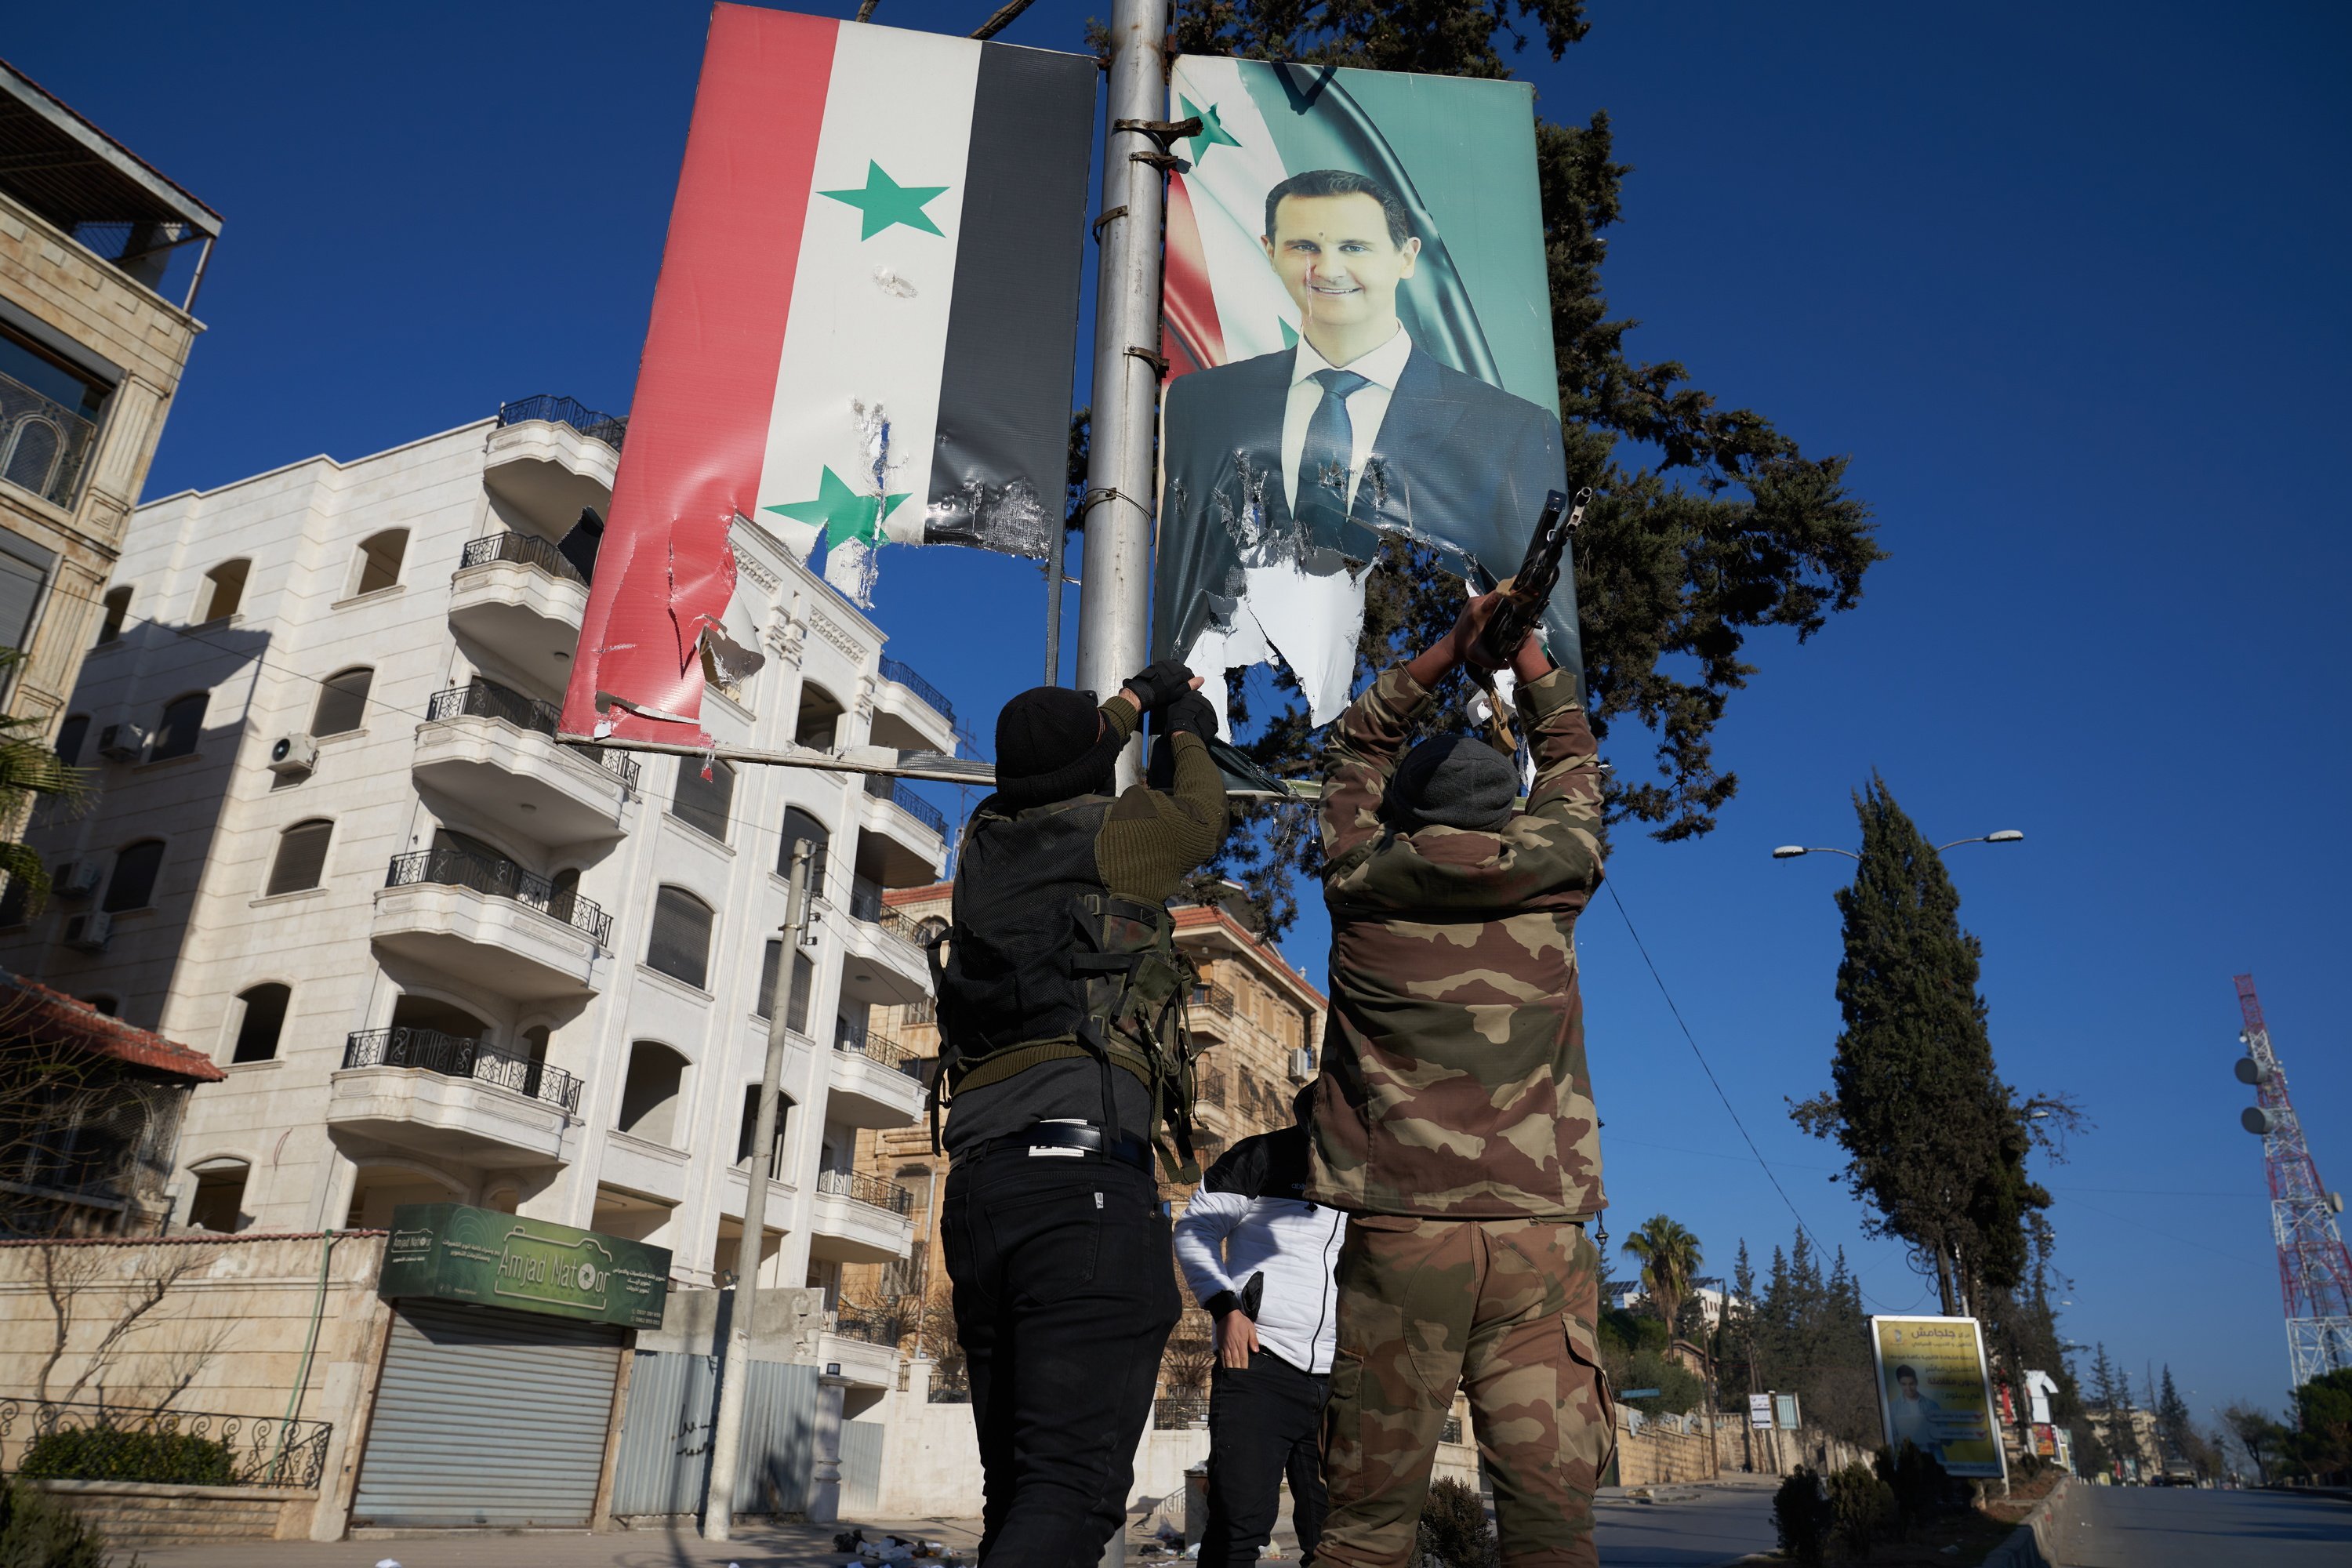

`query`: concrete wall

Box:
[0,1231,390,1541]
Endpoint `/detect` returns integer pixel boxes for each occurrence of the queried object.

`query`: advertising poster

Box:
[1869,1315,2008,1480]
[561,5,1094,746]
[381,1203,672,1329]
[1154,56,1579,726]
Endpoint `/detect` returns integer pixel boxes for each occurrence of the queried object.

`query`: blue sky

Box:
[13,1,2348,1432]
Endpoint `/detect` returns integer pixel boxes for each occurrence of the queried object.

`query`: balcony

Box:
[448,532,589,675]
[808,1168,916,1265]
[328,1028,580,1165]
[858,774,949,887]
[821,1309,903,1390]
[1,368,99,513]
[827,1023,925,1131]
[870,656,957,753]
[483,396,622,535]
[1186,982,1239,1039]
[372,846,610,1002]
[836,878,933,1010]
[412,679,637,846]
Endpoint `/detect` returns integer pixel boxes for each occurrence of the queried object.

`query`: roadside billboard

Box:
[1153,55,1578,727]
[1868,1315,2008,1480]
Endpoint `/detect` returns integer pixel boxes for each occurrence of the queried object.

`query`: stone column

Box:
[810,1370,849,1524]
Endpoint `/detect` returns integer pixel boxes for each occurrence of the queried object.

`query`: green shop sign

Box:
[380,1203,671,1329]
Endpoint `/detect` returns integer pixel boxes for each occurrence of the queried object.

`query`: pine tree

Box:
[1790,777,2056,1314]
[2158,1365,2193,1456]
[1070,0,1886,935]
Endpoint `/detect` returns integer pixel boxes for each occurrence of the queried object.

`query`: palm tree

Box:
[0,650,89,913]
[1623,1214,1704,1337]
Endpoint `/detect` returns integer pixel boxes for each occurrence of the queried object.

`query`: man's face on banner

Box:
[1261,192,1421,341]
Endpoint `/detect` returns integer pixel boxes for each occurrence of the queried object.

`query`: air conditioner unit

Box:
[1289,1047,1316,1083]
[95,722,148,763]
[268,735,320,775]
[64,911,113,952]
[54,861,103,901]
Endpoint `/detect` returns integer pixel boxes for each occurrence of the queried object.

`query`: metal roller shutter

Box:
[352,1301,623,1528]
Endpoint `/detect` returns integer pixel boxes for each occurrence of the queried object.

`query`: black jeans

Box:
[943,1149,1181,1566]
[1203,1347,1330,1566]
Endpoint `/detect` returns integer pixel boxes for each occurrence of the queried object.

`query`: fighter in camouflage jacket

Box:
[1308,593,1615,1568]
[1305,615,1606,1223]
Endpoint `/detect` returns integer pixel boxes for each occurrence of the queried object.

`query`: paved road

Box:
[1593,1479,1779,1565]
[2069,1483,2352,1566]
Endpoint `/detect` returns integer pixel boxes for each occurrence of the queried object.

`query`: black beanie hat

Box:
[1386,734,1519,831]
[993,687,1123,806]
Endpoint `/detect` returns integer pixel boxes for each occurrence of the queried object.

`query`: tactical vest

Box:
[931,794,1200,1179]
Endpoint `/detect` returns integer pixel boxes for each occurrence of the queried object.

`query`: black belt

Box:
[972,1122,1152,1174]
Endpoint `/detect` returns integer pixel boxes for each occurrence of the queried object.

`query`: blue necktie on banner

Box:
[1297,368,1370,546]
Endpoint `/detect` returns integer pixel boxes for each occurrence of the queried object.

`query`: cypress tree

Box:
[1791,777,2052,1314]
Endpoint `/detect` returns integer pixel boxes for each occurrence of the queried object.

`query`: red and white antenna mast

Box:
[2234,974,2352,1387]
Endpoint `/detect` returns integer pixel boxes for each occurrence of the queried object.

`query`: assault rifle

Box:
[1474,485,1590,753]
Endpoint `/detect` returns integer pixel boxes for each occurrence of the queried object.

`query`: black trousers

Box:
[1203,1347,1330,1566]
[943,1150,1181,1566]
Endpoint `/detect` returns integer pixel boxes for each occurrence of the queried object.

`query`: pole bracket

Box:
[1130,151,1181,171]
[1125,345,1169,379]
[1113,116,1203,149]
[1091,204,1129,240]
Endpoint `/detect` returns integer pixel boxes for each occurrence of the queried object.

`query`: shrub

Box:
[0,1479,113,1568]
[1875,1440,1954,1535]
[1773,1466,1830,1566]
[1823,1462,1896,1559]
[18,1424,236,1487]
[1615,1348,1708,1417]
[1414,1476,1499,1568]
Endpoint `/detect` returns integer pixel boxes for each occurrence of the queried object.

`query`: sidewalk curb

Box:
[1983,1475,2071,1568]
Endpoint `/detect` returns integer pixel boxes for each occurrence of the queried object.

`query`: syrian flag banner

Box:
[562,5,1094,746]
[1153,56,1580,727]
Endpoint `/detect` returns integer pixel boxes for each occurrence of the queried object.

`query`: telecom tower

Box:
[2234,974,2352,1387]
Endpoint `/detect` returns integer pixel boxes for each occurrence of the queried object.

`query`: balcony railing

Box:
[424,677,641,789]
[878,656,955,725]
[816,1167,915,1218]
[383,845,613,947]
[1189,983,1236,1018]
[341,1025,584,1114]
[831,1305,904,1348]
[1196,1073,1228,1109]
[498,394,627,452]
[459,529,584,583]
[835,1020,920,1079]
[0,369,100,511]
[848,877,928,949]
[864,771,949,837]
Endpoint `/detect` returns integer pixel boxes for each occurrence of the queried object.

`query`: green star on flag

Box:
[764,466,911,550]
[819,161,949,240]
[1180,97,1241,165]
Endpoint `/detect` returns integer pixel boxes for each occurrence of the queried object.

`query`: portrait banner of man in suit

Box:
[1154,56,1581,726]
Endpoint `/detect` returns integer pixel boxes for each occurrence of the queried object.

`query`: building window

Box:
[737,1086,794,1178]
[796,683,843,748]
[151,692,207,760]
[265,820,332,895]
[187,1162,250,1233]
[351,530,408,596]
[779,807,829,881]
[101,840,165,913]
[233,983,291,1063]
[616,1042,688,1146]
[53,713,89,766]
[646,884,714,990]
[670,756,735,842]
[0,325,108,510]
[390,993,489,1039]
[96,586,130,644]
[197,560,249,622]
[756,938,816,1033]
[312,667,372,736]
[0,529,56,660]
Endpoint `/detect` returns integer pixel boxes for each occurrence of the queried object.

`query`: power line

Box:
[1603,878,1916,1313]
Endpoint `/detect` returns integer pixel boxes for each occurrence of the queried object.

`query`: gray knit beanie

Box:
[1387,734,1518,831]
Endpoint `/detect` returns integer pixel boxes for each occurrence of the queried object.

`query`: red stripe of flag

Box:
[562,5,839,742]
[1160,173,1225,383]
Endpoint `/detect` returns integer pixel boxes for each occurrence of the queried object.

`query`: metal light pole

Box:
[703,840,815,1541]
[1076,0,1172,786]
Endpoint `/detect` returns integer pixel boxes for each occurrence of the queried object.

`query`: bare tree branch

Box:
[971,0,1037,40]
[855,0,881,22]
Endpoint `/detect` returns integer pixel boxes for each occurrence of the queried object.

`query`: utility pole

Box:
[1075,0,1172,788]
[703,840,815,1541]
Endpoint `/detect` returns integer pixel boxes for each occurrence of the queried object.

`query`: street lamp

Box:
[1772,830,2024,862]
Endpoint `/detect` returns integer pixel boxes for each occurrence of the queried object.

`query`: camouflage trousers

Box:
[1317,1215,1613,1568]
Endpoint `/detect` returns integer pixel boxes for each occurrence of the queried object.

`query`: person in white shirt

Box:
[1174,1091,1348,1566]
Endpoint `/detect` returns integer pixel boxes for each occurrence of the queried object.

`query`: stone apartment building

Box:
[0,58,219,735]
[841,882,1327,1406]
[0,400,958,1358]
